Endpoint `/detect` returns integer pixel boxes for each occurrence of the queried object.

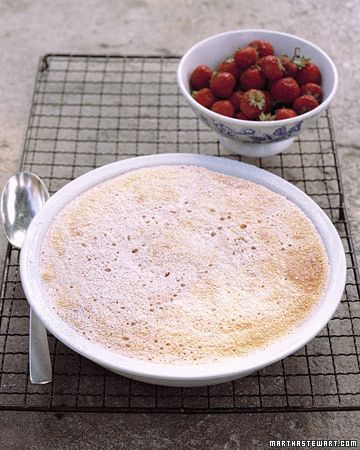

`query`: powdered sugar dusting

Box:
[40,165,329,364]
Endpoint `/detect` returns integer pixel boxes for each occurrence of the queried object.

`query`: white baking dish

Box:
[20,154,346,386]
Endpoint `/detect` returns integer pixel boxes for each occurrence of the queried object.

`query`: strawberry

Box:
[258,55,284,81]
[240,65,265,90]
[280,55,298,78]
[296,61,321,85]
[262,90,273,113]
[190,65,213,90]
[271,77,300,103]
[234,47,257,69]
[300,82,323,102]
[249,40,274,57]
[239,89,266,119]
[192,88,216,109]
[188,41,323,122]
[210,72,236,98]
[218,58,241,79]
[212,100,235,117]
[235,111,250,120]
[292,95,319,114]
[229,90,244,112]
[275,108,297,120]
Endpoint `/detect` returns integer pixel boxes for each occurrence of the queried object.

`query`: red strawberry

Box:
[258,55,284,81]
[275,108,297,120]
[280,55,298,78]
[190,65,213,90]
[234,47,257,69]
[257,55,285,81]
[210,72,236,98]
[262,90,273,113]
[240,65,265,90]
[235,111,250,120]
[271,77,300,103]
[218,58,241,79]
[229,90,244,112]
[212,100,235,117]
[296,62,321,85]
[249,40,274,57]
[300,82,323,102]
[293,95,319,114]
[192,88,216,109]
[239,89,266,119]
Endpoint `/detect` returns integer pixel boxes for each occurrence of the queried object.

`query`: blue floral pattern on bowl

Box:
[199,114,303,144]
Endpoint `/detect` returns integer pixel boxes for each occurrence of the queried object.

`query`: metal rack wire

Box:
[0,54,359,412]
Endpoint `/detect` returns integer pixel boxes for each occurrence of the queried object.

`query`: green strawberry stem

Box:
[292,47,302,65]
[259,112,275,121]
[292,47,310,69]
[249,91,265,109]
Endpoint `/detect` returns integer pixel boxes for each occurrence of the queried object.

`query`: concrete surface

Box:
[0,411,359,450]
[0,0,359,448]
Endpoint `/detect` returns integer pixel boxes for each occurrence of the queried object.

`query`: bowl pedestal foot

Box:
[218,136,295,157]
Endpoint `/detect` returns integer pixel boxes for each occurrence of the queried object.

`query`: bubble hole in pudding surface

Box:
[40,165,328,364]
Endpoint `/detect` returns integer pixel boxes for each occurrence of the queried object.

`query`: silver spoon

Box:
[0,172,52,384]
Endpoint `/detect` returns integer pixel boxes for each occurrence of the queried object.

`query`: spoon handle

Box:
[29,309,52,384]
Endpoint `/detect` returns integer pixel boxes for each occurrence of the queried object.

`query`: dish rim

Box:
[20,153,347,384]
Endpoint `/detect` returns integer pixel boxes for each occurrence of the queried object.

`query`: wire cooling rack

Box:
[0,54,359,413]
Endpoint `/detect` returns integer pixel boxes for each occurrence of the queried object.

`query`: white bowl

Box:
[20,154,346,386]
[177,30,338,157]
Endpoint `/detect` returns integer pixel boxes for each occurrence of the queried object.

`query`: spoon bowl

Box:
[1,172,50,249]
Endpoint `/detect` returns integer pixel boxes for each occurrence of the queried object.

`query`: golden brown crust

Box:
[40,165,329,364]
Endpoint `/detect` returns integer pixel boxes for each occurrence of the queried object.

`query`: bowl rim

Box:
[177,29,338,128]
[20,154,346,385]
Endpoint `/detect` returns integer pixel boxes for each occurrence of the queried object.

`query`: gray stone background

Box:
[0,0,359,448]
